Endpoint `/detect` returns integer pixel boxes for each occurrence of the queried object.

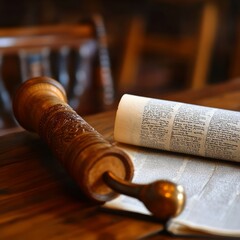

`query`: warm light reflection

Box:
[165,192,171,198]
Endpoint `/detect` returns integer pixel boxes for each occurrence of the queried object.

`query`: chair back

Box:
[0,16,114,128]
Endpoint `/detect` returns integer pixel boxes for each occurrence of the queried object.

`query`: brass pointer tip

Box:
[139,180,186,221]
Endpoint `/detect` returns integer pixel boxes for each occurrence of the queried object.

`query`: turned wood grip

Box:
[13,77,133,202]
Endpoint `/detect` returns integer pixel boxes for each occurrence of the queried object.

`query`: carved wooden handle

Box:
[13,76,133,202]
[13,77,186,221]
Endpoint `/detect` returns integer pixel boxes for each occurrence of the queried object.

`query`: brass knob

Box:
[104,171,185,222]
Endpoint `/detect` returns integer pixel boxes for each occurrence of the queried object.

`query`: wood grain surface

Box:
[1,79,240,239]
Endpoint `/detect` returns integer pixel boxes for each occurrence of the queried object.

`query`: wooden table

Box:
[1,79,240,239]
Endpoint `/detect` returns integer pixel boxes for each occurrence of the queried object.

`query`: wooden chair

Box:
[0,15,114,129]
[118,0,219,95]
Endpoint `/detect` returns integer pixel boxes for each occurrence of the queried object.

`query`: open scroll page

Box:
[114,94,240,162]
[105,94,240,237]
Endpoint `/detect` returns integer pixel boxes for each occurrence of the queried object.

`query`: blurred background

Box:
[0,0,240,118]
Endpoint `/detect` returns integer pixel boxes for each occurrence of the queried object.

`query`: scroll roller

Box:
[13,77,185,222]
